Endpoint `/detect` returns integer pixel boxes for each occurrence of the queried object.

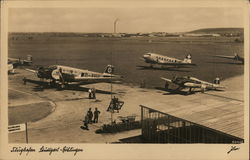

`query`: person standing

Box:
[83,114,89,130]
[23,77,27,85]
[88,88,92,99]
[93,108,101,123]
[87,108,93,123]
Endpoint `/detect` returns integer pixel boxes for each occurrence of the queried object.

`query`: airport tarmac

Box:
[8,68,244,143]
[9,36,244,88]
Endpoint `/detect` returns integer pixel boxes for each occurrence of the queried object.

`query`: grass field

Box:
[8,101,54,125]
[9,35,244,88]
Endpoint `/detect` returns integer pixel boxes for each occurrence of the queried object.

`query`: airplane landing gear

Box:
[201,85,206,93]
[48,80,56,88]
[187,88,192,95]
[60,84,65,89]
[165,83,169,89]
[201,88,205,93]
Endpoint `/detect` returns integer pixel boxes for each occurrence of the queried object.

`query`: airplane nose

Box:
[143,54,150,59]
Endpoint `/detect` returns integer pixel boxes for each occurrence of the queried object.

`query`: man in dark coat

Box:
[93,108,101,123]
[87,108,93,123]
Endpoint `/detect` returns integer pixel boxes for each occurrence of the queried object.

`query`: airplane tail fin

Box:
[213,77,220,84]
[183,54,192,63]
[104,65,115,74]
[27,55,33,63]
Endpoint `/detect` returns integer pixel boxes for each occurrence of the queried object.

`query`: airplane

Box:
[141,52,196,68]
[25,64,122,89]
[161,76,225,94]
[8,63,15,74]
[8,55,33,67]
[213,53,244,64]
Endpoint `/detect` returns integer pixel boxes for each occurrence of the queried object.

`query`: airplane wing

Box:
[25,68,37,73]
[8,58,18,61]
[161,77,172,82]
[74,76,122,81]
[9,55,32,66]
[213,55,236,60]
[155,60,196,65]
[184,82,225,90]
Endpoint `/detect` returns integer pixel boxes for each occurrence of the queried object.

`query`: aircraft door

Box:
[51,69,60,80]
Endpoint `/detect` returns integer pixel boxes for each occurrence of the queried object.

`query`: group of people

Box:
[83,107,101,130]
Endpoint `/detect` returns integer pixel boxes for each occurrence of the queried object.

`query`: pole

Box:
[111,111,113,124]
[25,122,28,144]
[114,18,119,33]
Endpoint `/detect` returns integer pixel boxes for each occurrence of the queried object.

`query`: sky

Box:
[8,7,244,33]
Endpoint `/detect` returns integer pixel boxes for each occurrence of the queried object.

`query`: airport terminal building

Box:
[140,105,244,143]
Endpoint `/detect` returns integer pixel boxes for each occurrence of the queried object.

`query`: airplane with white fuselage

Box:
[161,76,225,94]
[8,55,33,74]
[25,64,122,89]
[142,52,196,68]
[8,55,33,67]
[213,53,244,64]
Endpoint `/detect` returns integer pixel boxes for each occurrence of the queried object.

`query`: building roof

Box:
[141,76,244,139]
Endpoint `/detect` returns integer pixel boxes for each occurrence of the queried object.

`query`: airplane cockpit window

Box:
[49,65,57,70]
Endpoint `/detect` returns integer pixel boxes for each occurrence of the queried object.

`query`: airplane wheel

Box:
[57,84,66,90]
[187,88,192,94]
[61,84,65,89]
[201,89,205,93]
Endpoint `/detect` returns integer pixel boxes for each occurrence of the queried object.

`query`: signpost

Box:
[8,123,28,143]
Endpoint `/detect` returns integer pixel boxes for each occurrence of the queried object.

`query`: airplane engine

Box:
[37,67,53,79]
[104,65,115,74]
[213,77,220,84]
[27,55,33,62]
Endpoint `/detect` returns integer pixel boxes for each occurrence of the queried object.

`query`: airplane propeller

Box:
[37,67,45,78]
[58,68,66,89]
[37,66,54,80]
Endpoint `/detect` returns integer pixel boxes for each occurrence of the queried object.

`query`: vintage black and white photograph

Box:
[1,0,249,159]
[6,3,247,145]
[1,2,249,159]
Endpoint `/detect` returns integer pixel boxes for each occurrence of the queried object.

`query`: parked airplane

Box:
[8,55,33,67]
[8,63,14,74]
[25,64,122,89]
[214,53,244,64]
[161,76,225,94]
[142,52,196,68]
